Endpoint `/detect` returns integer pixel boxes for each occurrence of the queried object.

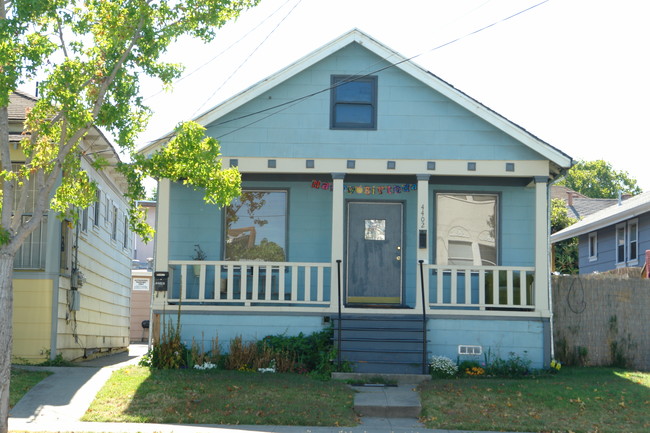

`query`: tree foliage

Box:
[0,1,258,430]
[556,160,642,199]
[551,198,578,274]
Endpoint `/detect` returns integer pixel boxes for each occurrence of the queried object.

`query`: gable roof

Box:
[139,29,572,176]
[551,191,650,243]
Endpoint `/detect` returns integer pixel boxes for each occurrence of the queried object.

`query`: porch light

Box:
[306,159,315,168]
[229,159,238,167]
[427,161,436,170]
[347,160,356,169]
[467,162,476,171]
[387,161,396,170]
[268,159,276,168]
[506,162,515,172]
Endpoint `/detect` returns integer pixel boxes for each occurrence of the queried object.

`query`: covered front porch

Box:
[153,165,551,318]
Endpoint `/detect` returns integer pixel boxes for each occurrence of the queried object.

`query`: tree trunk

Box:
[0,252,14,433]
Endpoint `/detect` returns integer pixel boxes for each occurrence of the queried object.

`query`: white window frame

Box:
[111,205,118,241]
[627,219,639,265]
[123,214,129,249]
[93,189,101,228]
[615,223,626,266]
[588,232,597,262]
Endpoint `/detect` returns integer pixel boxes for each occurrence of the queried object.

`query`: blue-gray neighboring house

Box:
[551,192,650,275]
[140,29,573,373]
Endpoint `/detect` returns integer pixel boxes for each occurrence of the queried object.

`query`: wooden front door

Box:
[346,202,403,305]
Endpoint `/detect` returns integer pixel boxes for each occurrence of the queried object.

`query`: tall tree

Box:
[0,1,257,430]
[556,159,642,198]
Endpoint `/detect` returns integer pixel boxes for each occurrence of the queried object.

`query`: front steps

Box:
[333,314,428,374]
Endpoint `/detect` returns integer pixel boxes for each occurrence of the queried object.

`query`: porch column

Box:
[331,173,345,309]
[154,178,170,273]
[415,174,430,310]
[534,176,550,316]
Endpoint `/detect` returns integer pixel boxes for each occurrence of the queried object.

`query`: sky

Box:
[122,0,650,191]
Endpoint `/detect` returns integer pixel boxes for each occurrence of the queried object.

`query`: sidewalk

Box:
[9,345,522,433]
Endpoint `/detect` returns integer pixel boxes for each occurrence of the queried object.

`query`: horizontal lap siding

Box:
[429,317,548,369]
[56,166,132,360]
[206,43,543,162]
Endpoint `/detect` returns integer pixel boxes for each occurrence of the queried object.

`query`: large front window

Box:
[436,194,498,266]
[225,190,287,261]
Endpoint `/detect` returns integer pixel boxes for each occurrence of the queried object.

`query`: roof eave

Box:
[551,201,650,242]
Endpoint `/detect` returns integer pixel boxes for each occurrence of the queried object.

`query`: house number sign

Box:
[420,204,426,229]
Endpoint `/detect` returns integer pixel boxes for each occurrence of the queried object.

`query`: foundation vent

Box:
[458,345,482,356]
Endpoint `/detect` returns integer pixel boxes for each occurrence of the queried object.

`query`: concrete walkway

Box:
[9,345,524,433]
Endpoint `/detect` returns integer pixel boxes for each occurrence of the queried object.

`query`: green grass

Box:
[82,365,357,426]
[9,368,51,409]
[419,367,650,433]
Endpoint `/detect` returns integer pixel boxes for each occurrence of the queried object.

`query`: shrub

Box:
[486,351,531,377]
[429,356,458,378]
[261,327,336,376]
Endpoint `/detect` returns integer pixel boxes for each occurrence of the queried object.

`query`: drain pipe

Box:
[419,260,427,374]
[336,259,342,370]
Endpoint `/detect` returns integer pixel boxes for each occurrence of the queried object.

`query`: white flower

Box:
[429,355,458,377]
[194,362,217,370]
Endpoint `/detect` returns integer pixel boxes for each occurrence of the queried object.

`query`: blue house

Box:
[141,29,572,373]
[551,192,650,275]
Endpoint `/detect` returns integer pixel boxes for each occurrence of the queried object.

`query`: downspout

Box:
[48,212,61,361]
[545,180,555,363]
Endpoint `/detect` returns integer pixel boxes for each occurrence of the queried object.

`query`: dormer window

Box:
[330,75,377,130]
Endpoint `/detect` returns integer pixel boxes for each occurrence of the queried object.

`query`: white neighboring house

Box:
[10,90,133,362]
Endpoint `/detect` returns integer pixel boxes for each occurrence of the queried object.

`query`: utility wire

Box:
[143,0,294,102]
[191,0,304,117]
[149,0,549,145]
[212,0,549,136]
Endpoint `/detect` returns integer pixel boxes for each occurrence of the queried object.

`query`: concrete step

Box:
[351,383,422,418]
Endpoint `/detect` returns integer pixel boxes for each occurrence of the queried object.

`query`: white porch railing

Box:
[423,264,536,310]
[167,260,332,306]
[163,261,536,313]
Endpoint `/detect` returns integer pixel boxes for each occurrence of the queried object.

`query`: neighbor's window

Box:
[111,205,118,240]
[225,190,287,261]
[330,75,377,130]
[436,194,498,266]
[11,163,48,269]
[616,223,626,264]
[627,219,638,263]
[588,232,598,261]
[93,189,101,227]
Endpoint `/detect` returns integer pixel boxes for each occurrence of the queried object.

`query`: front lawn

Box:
[10,368,52,409]
[419,367,650,433]
[82,365,357,426]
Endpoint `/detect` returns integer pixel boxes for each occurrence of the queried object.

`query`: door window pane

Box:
[225,191,287,261]
[436,194,497,266]
[364,219,385,240]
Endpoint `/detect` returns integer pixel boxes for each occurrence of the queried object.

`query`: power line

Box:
[191,0,304,117]
[211,0,549,135]
[143,0,294,102]
[148,0,549,145]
